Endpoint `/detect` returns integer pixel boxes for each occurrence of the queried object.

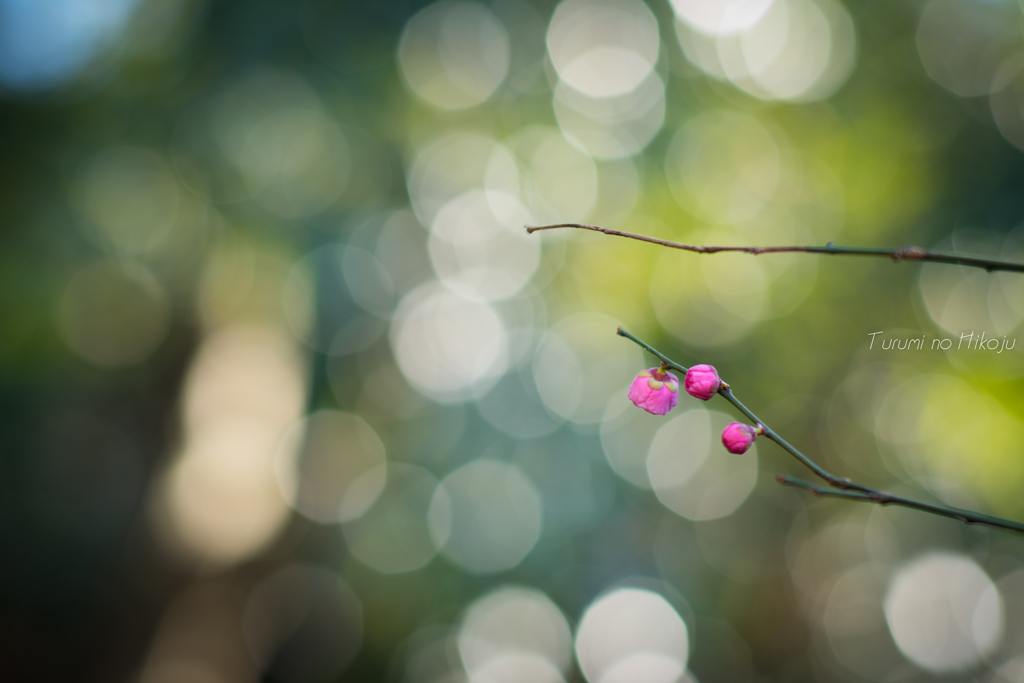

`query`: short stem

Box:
[616,327,688,374]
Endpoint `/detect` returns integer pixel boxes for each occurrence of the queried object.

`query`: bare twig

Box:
[616,327,1024,535]
[775,475,1023,532]
[527,223,1024,273]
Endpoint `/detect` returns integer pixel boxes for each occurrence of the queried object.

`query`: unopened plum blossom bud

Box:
[722,422,760,454]
[627,367,679,415]
[684,364,722,400]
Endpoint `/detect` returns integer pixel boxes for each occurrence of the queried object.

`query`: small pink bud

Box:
[684,364,722,400]
[722,422,758,454]
[627,367,679,416]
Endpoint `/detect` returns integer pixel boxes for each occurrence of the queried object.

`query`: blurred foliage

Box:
[4,0,1024,682]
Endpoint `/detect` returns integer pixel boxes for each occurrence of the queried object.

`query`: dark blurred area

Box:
[3,1,1024,682]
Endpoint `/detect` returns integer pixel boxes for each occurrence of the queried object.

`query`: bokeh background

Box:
[4,0,1024,681]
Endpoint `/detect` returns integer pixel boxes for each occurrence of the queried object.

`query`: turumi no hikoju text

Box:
[868,331,1017,352]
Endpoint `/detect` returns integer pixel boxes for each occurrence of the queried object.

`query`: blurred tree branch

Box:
[527,223,1024,273]
[616,327,1024,536]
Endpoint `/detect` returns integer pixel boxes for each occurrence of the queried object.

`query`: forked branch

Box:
[617,327,1024,535]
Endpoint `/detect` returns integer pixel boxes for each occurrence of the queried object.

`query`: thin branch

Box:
[616,327,1024,535]
[776,476,1024,533]
[527,223,1024,273]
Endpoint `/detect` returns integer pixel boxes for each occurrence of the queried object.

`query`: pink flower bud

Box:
[722,422,758,454]
[684,364,722,400]
[627,367,679,416]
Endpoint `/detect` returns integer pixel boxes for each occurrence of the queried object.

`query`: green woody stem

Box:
[616,327,1024,535]
[528,223,1024,273]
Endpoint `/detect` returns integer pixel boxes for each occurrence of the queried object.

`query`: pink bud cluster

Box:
[627,362,762,453]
